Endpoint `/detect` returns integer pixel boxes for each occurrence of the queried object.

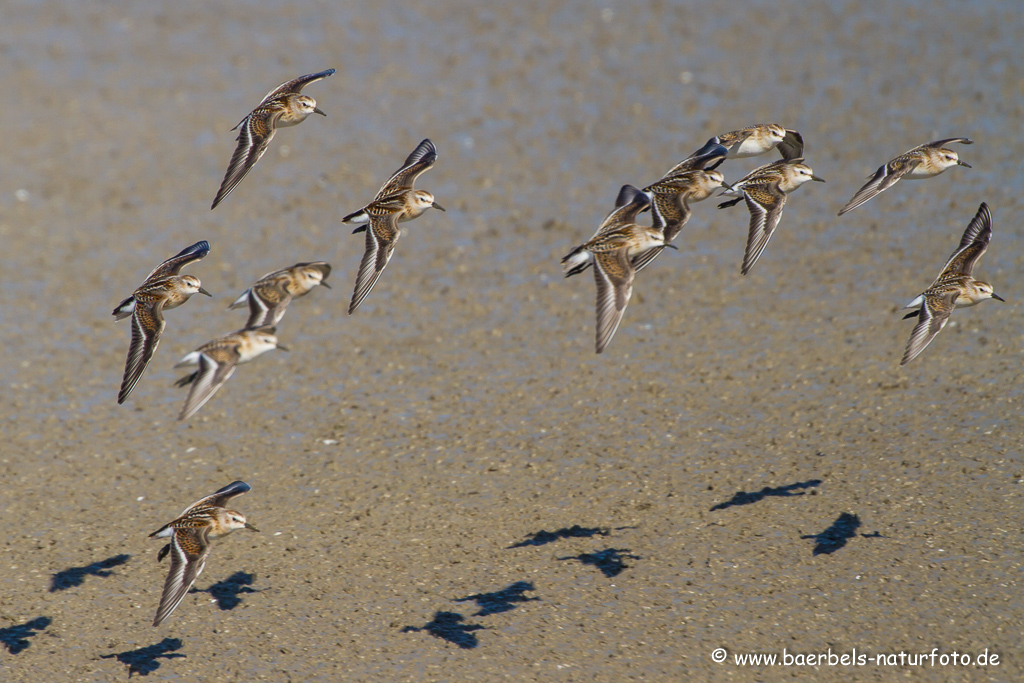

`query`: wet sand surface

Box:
[1,1,1023,680]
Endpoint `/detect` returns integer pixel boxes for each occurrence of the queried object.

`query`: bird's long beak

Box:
[245,522,260,532]
[811,175,826,182]
[432,202,446,212]
[199,287,213,297]
[663,244,679,250]
[720,180,733,191]
[992,293,1005,302]
[314,107,326,117]
[276,344,290,352]
[319,281,331,289]
[957,160,972,168]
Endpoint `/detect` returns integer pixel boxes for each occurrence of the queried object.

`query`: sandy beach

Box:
[1,1,1022,680]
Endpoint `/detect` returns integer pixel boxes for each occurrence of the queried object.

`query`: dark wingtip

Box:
[690,142,730,170]
[690,138,725,160]
[174,372,198,388]
[156,544,170,562]
[183,240,210,256]
[614,184,643,208]
[219,481,252,496]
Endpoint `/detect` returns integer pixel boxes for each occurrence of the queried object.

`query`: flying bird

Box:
[628,167,726,273]
[718,158,824,275]
[150,481,259,626]
[342,139,445,314]
[211,68,335,209]
[900,202,1003,365]
[174,326,287,421]
[562,188,670,353]
[229,261,331,328]
[690,124,804,162]
[838,138,972,216]
[113,241,211,404]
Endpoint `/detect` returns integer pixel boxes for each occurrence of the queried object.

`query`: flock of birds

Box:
[110,68,454,627]
[561,130,1001,359]
[113,69,447,425]
[105,69,1004,627]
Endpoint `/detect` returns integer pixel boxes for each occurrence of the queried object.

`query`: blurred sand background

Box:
[1,1,1023,680]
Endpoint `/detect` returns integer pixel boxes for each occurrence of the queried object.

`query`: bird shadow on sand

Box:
[710,479,823,511]
[50,554,131,592]
[191,571,264,611]
[100,638,185,677]
[558,548,641,577]
[0,617,51,654]
[802,513,882,555]
[507,525,636,548]
[455,581,539,617]
[402,612,487,649]
[404,581,540,648]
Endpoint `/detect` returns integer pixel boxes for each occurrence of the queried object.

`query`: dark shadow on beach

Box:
[455,581,539,616]
[558,548,641,577]
[50,554,131,592]
[101,638,185,677]
[509,525,635,548]
[802,512,880,555]
[0,617,51,654]
[192,571,262,611]
[710,479,822,511]
[401,612,486,649]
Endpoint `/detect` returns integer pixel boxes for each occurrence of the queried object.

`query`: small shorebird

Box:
[900,202,1003,366]
[174,325,286,421]
[230,261,331,328]
[629,168,726,272]
[562,188,669,353]
[150,481,258,626]
[718,158,824,275]
[690,124,804,162]
[838,138,972,216]
[342,139,445,314]
[211,68,335,209]
[113,241,211,404]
